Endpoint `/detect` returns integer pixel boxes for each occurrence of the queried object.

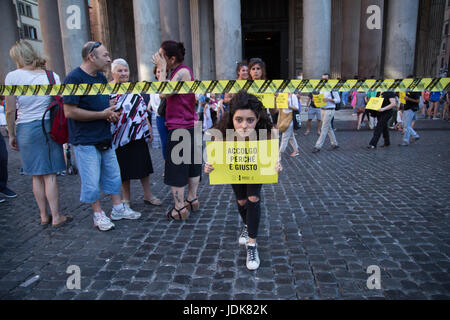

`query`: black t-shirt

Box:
[404,92,420,111]
[308,93,317,108]
[376,92,396,113]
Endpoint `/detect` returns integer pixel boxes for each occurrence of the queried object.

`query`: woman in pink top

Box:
[152,41,201,221]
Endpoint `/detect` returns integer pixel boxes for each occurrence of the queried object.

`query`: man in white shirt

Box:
[312,73,341,153]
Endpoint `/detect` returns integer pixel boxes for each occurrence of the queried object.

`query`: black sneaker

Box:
[0,198,5,203]
[239,225,249,245]
[246,244,260,270]
[328,145,340,151]
[0,187,17,198]
[312,147,321,153]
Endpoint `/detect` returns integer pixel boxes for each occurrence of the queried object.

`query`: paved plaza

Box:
[0,114,449,300]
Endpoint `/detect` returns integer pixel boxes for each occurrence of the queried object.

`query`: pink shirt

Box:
[166,64,197,130]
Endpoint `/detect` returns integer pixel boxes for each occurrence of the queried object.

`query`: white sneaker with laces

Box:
[93,211,115,231]
[246,244,260,270]
[110,205,141,221]
[239,225,249,245]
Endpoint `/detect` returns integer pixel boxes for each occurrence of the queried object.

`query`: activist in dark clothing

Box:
[204,91,282,271]
[367,91,397,149]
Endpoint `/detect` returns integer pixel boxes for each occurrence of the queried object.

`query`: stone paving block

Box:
[2,127,450,300]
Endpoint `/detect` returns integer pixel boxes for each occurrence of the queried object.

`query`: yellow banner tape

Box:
[1,78,449,96]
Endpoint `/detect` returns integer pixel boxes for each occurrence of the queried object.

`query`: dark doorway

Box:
[243,32,281,79]
[241,0,289,79]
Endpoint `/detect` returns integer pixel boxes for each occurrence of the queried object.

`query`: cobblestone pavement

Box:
[0,118,449,300]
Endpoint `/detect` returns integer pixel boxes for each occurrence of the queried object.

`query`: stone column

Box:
[133,0,161,81]
[0,1,19,82]
[358,0,384,78]
[178,0,193,69]
[159,0,179,41]
[190,0,215,80]
[302,0,331,78]
[38,0,66,79]
[341,0,361,78]
[384,0,420,78]
[330,0,343,78]
[57,0,91,74]
[213,0,242,80]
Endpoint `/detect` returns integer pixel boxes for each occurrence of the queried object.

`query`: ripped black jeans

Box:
[232,184,262,239]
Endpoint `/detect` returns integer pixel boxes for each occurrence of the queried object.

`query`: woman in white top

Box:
[5,40,71,227]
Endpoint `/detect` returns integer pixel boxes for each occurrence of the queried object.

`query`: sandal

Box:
[184,198,200,212]
[144,196,162,206]
[166,206,189,221]
[52,215,73,228]
[40,215,52,226]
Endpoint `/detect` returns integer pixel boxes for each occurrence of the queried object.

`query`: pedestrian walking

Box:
[443,91,450,121]
[152,41,201,220]
[278,94,300,157]
[63,41,140,232]
[5,40,68,226]
[312,73,341,153]
[399,87,421,147]
[354,90,367,130]
[428,91,443,120]
[110,58,161,208]
[367,91,397,149]
[204,91,282,270]
[304,93,322,136]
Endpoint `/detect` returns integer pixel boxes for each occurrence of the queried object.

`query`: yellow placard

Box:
[399,92,406,105]
[254,93,275,108]
[206,139,279,185]
[275,93,289,109]
[313,94,326,108]
[365,97,384,111]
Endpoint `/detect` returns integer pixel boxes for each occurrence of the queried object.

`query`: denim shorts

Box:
[308,107,322,120]
[73,145,122,203]
[16,120,65,176]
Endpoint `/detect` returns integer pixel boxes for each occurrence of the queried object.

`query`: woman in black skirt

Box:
[204,91,282,271]
[110,59,162,209]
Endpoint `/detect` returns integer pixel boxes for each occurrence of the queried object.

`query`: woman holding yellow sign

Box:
[204,91,282,271]
[367,91,397,149]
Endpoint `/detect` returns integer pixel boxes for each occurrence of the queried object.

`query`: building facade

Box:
[13,0,43,55]
[438,0,450,76]
[0,0,448,84]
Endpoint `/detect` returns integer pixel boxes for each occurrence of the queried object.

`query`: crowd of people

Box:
[1,39,449,271]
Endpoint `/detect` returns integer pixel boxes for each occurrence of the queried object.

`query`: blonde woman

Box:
[5,41,71,227]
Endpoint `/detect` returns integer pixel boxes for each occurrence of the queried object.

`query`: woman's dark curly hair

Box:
[214,90,274,138]
[161,41,185,63]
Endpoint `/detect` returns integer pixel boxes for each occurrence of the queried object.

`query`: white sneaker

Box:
[110,204,141,221]
[93,211,115,231]
[239,225,249,245]
[246,244,260,271]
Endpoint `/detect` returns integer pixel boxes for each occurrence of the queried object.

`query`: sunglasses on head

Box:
[88,42,102,54]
